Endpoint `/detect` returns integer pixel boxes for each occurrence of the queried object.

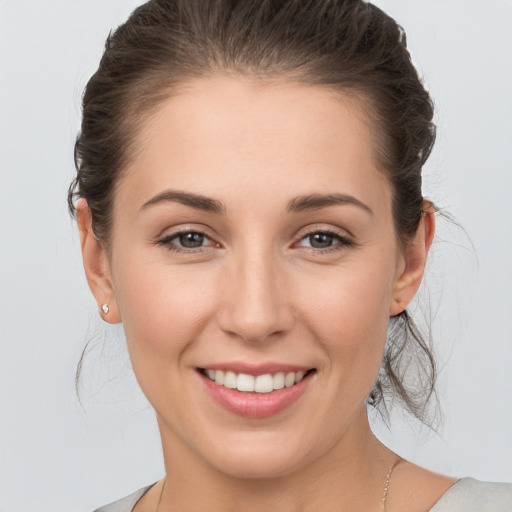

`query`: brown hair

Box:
[69,0,437,423]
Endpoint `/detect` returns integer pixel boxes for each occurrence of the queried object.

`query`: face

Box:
[80,76,430,479]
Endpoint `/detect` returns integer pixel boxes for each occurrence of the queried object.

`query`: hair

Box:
[69,0,437,423]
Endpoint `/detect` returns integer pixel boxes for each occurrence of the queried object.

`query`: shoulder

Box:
[93,484,155,512]
[389,462,511,512]
[429,478,512,512]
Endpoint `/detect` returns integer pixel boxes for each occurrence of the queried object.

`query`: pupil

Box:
[310,233,333,248]
[180,232,204,248]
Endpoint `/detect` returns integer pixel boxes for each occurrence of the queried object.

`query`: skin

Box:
[78,77,454,511]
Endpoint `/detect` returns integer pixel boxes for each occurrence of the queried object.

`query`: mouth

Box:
[199,368,316,393]
[197,366,316,418]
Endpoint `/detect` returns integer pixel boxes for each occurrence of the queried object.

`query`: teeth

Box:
[237,373,255,392]
[224,371,237,389]
[214,369,224,385]
[273,372,285,390]
[205,369,309,393]
[255,374,274,393]
[284,372,295,388]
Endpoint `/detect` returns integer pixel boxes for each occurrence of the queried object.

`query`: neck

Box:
[156,409,396,512]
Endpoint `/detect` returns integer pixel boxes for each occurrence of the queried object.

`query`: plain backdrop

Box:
[0,1,511,511]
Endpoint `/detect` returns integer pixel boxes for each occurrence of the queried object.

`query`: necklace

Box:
[155,478,165,512]
[382,457,402,511]
[155,456,402,512]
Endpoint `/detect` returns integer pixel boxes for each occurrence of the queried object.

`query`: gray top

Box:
[429,478,512,511]
[94,478,512,512]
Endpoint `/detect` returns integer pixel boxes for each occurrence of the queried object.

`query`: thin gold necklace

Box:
[155,457,402,511]
[155,478,165,512]
[382,457,402,511]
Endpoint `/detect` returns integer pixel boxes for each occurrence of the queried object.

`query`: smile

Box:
[199,366,316,418]
[203,369,309,393]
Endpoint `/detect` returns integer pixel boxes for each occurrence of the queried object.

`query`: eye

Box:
[177,232,208,248]
[157,230,218,253]
[304,232,336,249]
[295,229,354,253]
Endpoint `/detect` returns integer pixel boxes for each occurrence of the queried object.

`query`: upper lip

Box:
[197,362,314,376]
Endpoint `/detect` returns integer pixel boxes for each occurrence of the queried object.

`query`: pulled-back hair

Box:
[69,0,437,423]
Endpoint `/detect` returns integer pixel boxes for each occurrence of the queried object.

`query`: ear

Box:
[389,203,436,316]
[77,199,121,324]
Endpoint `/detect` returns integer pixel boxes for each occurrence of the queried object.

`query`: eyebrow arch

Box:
[286,193,374,215]
[139,189,225,215]
[139,190,372,217]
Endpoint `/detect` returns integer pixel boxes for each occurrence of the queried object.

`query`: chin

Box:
[211,448,309,480]
[199,428,328,480]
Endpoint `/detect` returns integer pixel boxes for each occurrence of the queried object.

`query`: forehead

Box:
[117,76,391,217]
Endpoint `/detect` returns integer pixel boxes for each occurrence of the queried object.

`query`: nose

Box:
[217,247,294,344]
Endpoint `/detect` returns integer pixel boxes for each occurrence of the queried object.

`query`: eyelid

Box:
[154,223,355,255]
[155,222,215,239]
[294,224,354,243]
[292,225,356,253]
[155,225,222,253]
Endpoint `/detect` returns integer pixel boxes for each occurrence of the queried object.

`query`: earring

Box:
[101,304,110,314]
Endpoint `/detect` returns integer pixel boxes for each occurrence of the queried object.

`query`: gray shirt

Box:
[94,478,512,512]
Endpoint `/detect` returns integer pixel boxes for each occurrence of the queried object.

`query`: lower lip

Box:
[201,371,314,419]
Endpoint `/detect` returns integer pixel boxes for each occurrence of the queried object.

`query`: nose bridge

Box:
[219,240,293,343]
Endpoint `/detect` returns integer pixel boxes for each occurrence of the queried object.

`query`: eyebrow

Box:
[139,189,373,216]
[140,190,225,215]
[286,193,374,215]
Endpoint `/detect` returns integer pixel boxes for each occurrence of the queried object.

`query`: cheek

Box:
[111,251,219,358]
[297,260,394,372]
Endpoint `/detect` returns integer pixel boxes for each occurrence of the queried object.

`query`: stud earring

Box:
[101,304,110,314]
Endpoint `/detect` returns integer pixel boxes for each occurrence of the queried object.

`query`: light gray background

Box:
[0,1,511,511]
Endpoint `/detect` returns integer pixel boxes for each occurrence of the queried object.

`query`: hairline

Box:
[100,71,407,254]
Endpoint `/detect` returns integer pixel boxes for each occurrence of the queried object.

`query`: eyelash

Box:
[294,229,355,255]
[156,228,355,255]
[156,230,218,254]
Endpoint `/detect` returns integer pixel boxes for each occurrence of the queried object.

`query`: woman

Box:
[68,1,512,511]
